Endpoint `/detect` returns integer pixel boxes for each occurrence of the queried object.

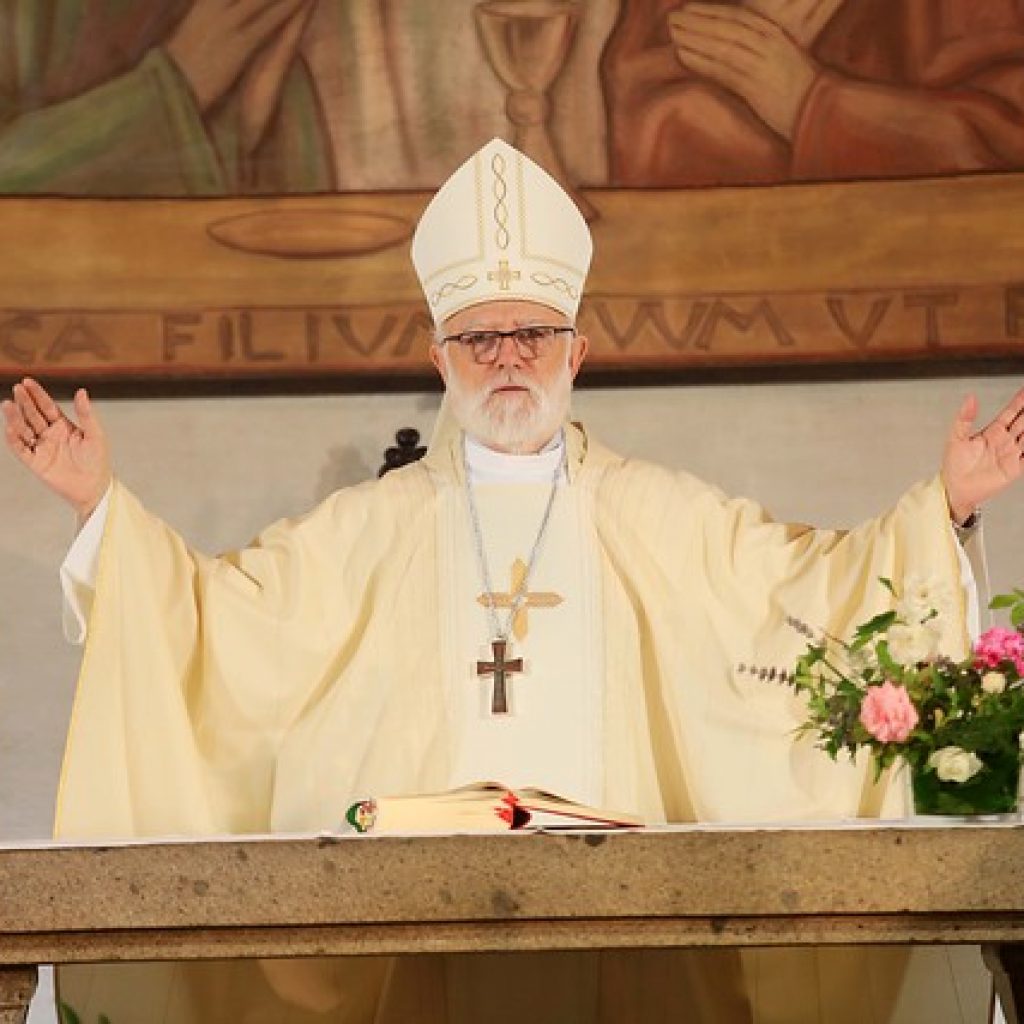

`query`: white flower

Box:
[897,575,953,626]
[982,671,1007,695]
[886,620,942,665]
[928,746,983,783]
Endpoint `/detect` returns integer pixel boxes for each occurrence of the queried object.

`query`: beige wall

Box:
[1,376,1022,840]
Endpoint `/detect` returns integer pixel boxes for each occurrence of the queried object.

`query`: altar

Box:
[1,823,1023,1022]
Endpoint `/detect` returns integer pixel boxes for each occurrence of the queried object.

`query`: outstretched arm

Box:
[2,378,111,520]
[942,386,1024,526]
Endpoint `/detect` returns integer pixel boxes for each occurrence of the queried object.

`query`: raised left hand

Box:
[668,4,818,140]
[942,387,1024,525]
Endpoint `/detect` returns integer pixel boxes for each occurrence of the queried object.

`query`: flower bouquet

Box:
[775,581,1024,817]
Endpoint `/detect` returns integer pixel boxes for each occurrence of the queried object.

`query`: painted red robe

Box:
[602,0,1024,186]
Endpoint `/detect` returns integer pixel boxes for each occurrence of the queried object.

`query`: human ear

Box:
[569,333,589,379]
[429,343,448,384]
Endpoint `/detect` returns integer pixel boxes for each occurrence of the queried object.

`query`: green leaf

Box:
[853,611,897,644]
[875,641,901,675]
[990,594,1018,609]
[57,1003,82,1024]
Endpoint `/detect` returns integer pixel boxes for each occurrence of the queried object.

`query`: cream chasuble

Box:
[53,421,992,1024]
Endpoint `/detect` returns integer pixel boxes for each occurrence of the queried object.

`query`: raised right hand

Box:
[2,378,111,519]
[165,0,312,113]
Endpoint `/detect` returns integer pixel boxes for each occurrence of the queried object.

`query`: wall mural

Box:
[0,0,1022,383]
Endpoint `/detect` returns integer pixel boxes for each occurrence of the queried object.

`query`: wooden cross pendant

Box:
[476,638,523,715]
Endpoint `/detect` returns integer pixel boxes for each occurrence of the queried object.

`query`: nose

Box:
[493,332,525,370]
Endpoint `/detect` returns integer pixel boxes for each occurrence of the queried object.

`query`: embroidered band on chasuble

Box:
[410,137,593,324]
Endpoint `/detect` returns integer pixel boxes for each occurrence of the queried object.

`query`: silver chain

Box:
[463,434,566,643]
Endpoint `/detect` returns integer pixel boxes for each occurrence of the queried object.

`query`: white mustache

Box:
[485,374,540,400]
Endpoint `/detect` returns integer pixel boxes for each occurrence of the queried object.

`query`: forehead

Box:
[443,300,569,334]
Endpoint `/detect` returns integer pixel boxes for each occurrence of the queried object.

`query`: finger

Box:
[670,22,763,74]
[2,399,34,449]
[73,388,103,442]
[2,400,38,457]
[671,5,778,42]
[12,380,49,435]
[2,396,26,435]
[675,43,753,89]
[950,393,977,440]
[998,384,1024,432]
[238,0,314,150]
[246,0,311,80]
[21,376,64,426]
[235,0,308,44]
[670,16,769,62]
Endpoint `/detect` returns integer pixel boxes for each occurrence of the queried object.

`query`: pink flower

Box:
[974,627,1024,675]
[859,681,919,743]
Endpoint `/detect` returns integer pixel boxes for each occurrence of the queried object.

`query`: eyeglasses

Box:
[440,325,575,365]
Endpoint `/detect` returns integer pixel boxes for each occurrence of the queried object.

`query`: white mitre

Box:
[411,138,592,325]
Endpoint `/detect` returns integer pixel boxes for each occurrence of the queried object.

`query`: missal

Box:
[344,782,644,834]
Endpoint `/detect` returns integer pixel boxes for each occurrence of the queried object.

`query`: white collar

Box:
[464,431,565,484]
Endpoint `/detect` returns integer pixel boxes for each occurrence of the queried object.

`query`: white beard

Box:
[443,351,572,454]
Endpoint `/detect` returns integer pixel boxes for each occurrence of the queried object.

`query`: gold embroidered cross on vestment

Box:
[477,557,563,642]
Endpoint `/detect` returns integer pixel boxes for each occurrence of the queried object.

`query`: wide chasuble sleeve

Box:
[53,423,985,1024]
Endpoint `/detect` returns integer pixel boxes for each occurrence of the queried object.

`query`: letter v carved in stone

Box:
[826,296,891,350]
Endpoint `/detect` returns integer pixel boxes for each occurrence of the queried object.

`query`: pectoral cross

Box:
[476,638,523,715]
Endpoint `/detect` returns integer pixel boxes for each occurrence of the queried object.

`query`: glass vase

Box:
[911,749,1022,818]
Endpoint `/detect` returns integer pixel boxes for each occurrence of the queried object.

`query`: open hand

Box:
[2,378,111,519]
[942,387,1024,525]
[669,3,818,140]
[166,0,312,113]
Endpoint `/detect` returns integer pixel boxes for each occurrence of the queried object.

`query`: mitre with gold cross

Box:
[410,137,592,325]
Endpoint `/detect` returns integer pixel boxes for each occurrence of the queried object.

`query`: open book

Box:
[344,782,643,834]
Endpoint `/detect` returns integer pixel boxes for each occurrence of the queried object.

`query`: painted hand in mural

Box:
[743,0,846,48]
[166,0,314,113]
[942,386,1024,526]
[2,379,111,520]
[668,4,818,139]
[239,0,318,155]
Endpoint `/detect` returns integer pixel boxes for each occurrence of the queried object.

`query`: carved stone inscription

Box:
[579,287,1013,359]
[0,285,1020,380]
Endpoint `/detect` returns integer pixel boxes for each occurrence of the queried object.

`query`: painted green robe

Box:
[0,0,333,195]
